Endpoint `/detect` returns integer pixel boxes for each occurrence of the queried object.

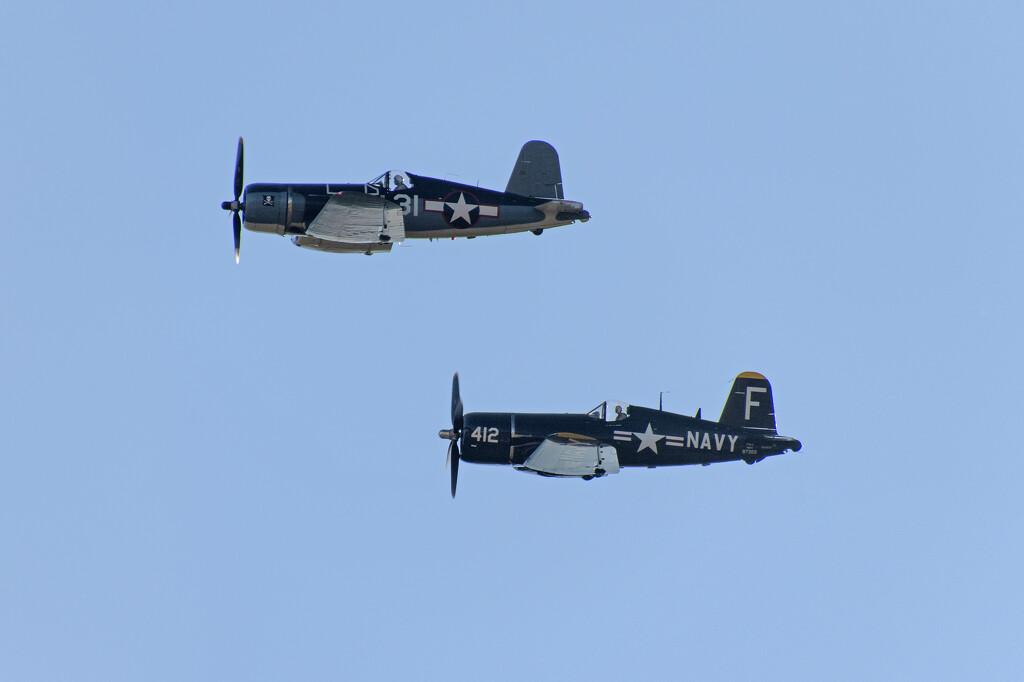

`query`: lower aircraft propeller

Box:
[220,137,245,263]
[438,372,464,498]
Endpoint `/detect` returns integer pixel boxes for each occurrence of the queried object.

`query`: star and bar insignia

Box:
[424,191,499,227]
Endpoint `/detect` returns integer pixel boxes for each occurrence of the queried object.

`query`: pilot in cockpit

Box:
[613,405,627,421]
[394,174,408,192]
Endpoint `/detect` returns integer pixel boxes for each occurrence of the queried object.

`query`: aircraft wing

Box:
[521,434,619,477]
[305,192,405,244]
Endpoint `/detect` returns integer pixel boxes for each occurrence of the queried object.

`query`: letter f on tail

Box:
[719,372,777,432]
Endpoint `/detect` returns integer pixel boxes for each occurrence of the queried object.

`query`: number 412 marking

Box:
[470,426,499,444]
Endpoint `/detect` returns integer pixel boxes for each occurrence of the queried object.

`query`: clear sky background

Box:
[3,1,1022,679]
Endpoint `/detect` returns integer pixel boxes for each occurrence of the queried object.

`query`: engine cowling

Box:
[242,184,288,235]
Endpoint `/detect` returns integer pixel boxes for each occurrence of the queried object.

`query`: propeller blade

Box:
[450,441,460,498]
[233,210,241,264]
[446,440,454,470]
[451,372,463,432]
[233,137,244,201]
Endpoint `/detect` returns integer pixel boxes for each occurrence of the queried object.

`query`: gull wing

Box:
[305,192,405,244]
[521,434,619,477]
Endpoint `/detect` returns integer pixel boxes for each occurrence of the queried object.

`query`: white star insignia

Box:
[634,423,664,454]
[446,193,477,224]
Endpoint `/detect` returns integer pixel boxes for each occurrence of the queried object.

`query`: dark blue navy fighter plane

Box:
[438,372,802,498]
[220,138,590,261]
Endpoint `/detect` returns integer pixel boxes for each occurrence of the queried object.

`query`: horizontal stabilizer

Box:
[505,141,563,199]
[719,372,777,432]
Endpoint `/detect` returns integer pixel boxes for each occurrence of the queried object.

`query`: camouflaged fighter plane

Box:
[438,372,802,498]
[220,138,590,260]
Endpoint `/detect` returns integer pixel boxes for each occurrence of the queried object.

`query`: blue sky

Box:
[3,1,1023,679]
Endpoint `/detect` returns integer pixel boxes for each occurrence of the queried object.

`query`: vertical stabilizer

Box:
[719,372,777,432]
[505,141,563,199]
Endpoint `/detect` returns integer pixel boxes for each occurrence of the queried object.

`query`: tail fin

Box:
[719,372,777,432]
[505,141,563,199]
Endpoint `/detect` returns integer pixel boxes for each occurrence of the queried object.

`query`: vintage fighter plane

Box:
[219,138,590,261]
[438,372,802,498]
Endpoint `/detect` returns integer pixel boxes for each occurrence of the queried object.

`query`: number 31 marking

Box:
[393,194,418,217]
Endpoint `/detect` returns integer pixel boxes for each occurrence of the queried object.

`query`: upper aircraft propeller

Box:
[438,373,463,498]
[220,137,245,263]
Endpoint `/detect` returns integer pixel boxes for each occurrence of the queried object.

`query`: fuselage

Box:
[460,405,801,470]
[241,172,589,243]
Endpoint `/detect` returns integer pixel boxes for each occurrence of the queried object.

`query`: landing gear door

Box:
[597,445,619,474]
